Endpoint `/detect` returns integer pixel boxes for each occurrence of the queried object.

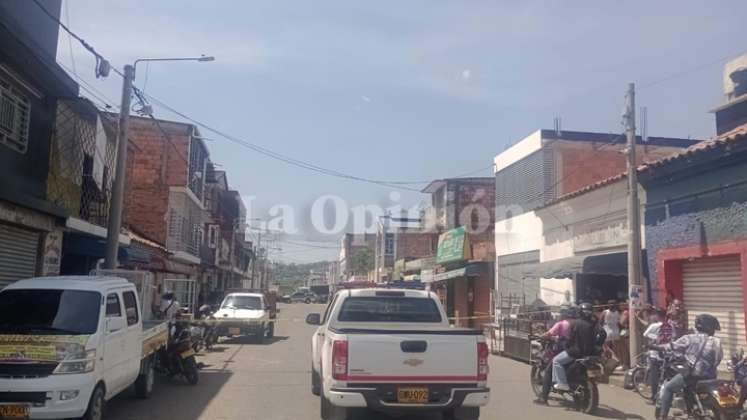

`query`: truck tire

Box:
[305,297,311,304]
[311,366,321,396]
[134,358,155,399]
[266,322,275,339]
[80,385,105,420]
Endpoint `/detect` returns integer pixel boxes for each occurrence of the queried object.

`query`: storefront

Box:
[0,200,65,287]
[428,227,494,329]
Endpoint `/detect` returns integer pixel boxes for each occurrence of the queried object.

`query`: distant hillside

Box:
[272,261,331,294]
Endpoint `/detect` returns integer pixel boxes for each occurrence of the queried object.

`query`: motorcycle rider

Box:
[535,307,576,404]
[653,313,723,420]
[642,307,674,398]
[552,302,597,392]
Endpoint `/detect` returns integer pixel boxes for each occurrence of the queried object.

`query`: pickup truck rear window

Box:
[337,297,442,323]
[0,289,101,335]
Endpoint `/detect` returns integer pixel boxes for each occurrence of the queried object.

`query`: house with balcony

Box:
[124,116,210,282]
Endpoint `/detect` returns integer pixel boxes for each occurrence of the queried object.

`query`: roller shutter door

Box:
[0,223,40,288]
[682,255,744,367]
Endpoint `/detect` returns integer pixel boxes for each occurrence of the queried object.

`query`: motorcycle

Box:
[156,327,200,385]
[653,349,740,420]
[530,336,604,414]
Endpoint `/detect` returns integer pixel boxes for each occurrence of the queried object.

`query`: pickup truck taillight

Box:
[477,342,489,381]
[332,340,348,380]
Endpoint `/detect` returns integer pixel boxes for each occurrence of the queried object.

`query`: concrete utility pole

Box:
[104,64,135,269]
[251,231,262,289]
[625,82,643,362]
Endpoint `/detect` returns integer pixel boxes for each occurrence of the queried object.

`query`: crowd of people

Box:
[534,295,728,420]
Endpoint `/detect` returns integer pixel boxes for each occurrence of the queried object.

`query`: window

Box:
[322,294,339,324]
[338,297,442,323]
[0,289,101,335]
[384,233,394,255]
[208,224,219,248]
[122,291,139,326]
[0,77,31,154]
[106,293,122,317]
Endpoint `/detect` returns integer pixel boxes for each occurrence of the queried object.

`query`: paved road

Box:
[106,303,654,420]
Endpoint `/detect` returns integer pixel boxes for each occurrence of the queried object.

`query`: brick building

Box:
[373,214,438,282]
[422,178,496,328]
[493,129,697,312]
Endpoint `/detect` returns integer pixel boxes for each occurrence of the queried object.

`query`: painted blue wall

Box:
[643,154,747,302]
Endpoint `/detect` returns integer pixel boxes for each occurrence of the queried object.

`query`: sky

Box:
[55,0,747,263]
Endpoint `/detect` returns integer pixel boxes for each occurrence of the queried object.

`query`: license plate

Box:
[228,327,241,335]
[181,349,196,359]
[397,387,429,404]
[0,404,29,419]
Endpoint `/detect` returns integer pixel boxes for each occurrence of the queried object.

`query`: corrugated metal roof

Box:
[639,123,747,172]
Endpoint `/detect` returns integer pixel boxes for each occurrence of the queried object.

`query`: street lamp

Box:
[104,55,215,268]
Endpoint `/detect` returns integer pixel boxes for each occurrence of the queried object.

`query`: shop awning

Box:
[431,262,486,282]
[536,252,628,279]
[63,232,128,260]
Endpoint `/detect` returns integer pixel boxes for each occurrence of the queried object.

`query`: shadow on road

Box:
[547,398,646,420]
[106,370,233,420]
[220,335,289,345]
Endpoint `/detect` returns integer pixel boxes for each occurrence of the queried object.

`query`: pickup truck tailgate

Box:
[346,332,479,382]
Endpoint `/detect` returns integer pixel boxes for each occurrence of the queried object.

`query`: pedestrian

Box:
[619,301,631,369]
[667,298,688,338]
[601,300,621,370]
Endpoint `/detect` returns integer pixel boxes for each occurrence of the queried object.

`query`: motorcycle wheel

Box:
[632,367,655,401]
[184,356,199,385]
[573,380,599,414]
[715,407,739,420]
[530,364,544,398]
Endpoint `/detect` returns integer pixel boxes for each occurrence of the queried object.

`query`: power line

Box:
[63,0,76,76]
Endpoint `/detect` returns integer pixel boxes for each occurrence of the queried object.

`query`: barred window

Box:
[0,77,31,154]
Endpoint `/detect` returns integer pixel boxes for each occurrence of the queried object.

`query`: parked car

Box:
[307,288,490,420]
[0,275,169,420]
[213,292,275,342]
[289,290,318,304]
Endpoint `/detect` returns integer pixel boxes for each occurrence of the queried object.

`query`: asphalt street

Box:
[105,303,654,420]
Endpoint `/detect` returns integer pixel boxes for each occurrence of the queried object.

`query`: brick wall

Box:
[396,232,438,260]
[453,179,496,260]
[124,117,192,244]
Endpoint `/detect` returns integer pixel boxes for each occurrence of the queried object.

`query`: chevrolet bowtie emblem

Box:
[403,358,424,367]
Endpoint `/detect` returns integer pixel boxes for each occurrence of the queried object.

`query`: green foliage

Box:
[272,260,332,294]
[349,248,374,275]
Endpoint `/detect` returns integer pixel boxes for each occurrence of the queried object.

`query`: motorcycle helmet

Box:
[578,302,594,320]
[694,313,720,335]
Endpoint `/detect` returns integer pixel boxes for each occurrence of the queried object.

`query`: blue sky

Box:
[57,0,747,262]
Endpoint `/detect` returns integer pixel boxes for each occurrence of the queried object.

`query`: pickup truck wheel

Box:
[266,322,275,339]
[134,358,155,399]
[311,367,321,396]
[444,407,480,420]
[80,385,105,420]
[305,298,311,304]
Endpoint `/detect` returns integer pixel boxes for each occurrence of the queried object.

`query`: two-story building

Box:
[493,129,697,314]
[0,0,79,285]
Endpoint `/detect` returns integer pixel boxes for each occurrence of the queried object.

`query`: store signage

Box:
[437,227,471,264]
[572,219,626,253]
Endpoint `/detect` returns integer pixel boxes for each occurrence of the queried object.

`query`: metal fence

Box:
[47,99,117,228]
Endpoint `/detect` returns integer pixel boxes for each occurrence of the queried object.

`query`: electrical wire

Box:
[63,0,76,77]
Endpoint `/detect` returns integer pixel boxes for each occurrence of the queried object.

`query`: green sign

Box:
[437,227,471,264]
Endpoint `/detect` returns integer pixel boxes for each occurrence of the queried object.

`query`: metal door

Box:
[0,223,40,288]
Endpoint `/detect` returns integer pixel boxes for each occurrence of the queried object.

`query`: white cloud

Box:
[462,69,472,80]
[361,95,371,102]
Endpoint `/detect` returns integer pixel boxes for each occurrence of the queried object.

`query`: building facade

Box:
[493,129,697,314]
[0,0,79,286]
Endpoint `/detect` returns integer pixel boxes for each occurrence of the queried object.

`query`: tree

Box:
[349,248,374,276]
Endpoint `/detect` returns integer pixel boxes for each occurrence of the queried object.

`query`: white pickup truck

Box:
[307,288,490,420]
[0,276,168,420]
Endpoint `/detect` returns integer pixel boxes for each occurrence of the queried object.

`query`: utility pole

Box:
[625,82,643,362]
[104,64,135,268]
[251,231,262,289]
